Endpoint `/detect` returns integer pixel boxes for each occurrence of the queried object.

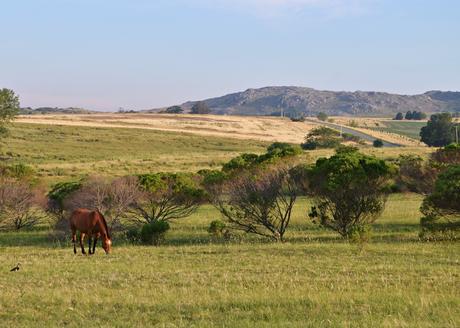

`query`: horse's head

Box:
[102,237,112,254]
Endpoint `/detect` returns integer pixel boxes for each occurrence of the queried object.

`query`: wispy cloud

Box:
[190,0,374,18]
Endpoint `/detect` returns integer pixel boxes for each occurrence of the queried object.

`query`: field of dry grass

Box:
[16,114,320,144]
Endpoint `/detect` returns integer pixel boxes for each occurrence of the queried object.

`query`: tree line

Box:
[1,142,458,243]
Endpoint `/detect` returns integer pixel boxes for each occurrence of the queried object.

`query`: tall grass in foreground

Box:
[0,194,458,327]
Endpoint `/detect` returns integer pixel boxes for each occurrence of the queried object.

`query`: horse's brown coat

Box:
[69,209,112,255]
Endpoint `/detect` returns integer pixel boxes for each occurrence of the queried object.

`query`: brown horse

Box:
[69,209,112,255]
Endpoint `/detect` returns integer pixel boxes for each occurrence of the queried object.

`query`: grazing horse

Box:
[69,209,112,255]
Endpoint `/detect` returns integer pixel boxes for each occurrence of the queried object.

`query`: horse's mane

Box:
[97,210,110,239]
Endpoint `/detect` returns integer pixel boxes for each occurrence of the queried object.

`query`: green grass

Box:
[1,123,269,184]
[0,194,458,327]
[371,121,427,140]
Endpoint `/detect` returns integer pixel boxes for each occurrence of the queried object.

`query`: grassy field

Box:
[369,121,427,140]
[1,123,433,184]
[1,123,269,184]
[0,194,459,327]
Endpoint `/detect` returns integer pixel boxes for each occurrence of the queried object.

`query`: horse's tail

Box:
[97,210,110,239]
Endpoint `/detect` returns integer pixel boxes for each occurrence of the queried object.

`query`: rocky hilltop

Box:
[180,86,460,117]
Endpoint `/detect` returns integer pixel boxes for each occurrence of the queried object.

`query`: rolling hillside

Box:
[176,86,460,117]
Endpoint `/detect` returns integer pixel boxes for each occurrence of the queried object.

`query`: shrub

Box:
[211,165,300,242]
[125,227,141,244]
[347,225,372,245]
[317,112,328,121]
[207,220,232,241]
[420,165,460,240]
[301,127,341,150]
[190,101,211,114]
[130,173,204,224]
[373,139,384,148]
[394,112,404,120]
[420,113,456,147]
[140,221,170,246]
[308,149,393,237]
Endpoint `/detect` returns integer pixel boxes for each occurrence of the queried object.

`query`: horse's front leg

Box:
[88,234,93,255]
[92,236,98,254]
[79,233,86,255]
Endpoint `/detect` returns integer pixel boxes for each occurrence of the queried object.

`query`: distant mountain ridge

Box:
[20,107,95,115]
[178,86,460,117]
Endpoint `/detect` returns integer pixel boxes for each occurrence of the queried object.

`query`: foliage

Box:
[47,181,82,216]
[207,220,232,241]
[0,163,35,182]
[130,173,205,224]
[316,112,328,121]
[301,127,341,150]
[211,165,300,241]
[64,176,141,230]
[190,101,211,114]
[347,224,372,246]
[373,139,384,148]
[394,112,404,120]
[290,116,305,122]
[405,111,413,120]
[308,149,393,237]
[0,178,46,231]
[0,88,20,138]
[125,227,141,244]
[222,143,301,172]
[397,144,460,194]
[420,165,460,240]
[163,106,183,114]
[140,220,170,245]
[420,113,456,147]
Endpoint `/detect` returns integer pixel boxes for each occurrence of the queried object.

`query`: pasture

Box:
[0,116,458,327]
[1,194,459,327]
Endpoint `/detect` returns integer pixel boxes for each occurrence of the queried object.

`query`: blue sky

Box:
[0,0,459,110]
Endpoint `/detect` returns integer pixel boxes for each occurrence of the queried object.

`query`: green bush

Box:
[373,139,384,148]
[207,220,232,240]
[347,225,372,244]
[125,227,141,244]
[140,221,170,246]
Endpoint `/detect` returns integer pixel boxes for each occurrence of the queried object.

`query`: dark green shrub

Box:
[125,227,141,244]
[207,220,233,241]
[373,139,384,148]
[140,221,170,246]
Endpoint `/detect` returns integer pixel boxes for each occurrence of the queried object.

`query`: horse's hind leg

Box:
[71,229,77,254]
[79,233,86,255]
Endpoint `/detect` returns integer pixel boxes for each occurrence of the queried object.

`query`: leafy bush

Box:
[420,113,456,147]
[301,127,341,150]
[308,149,393,237]
[420,165,460,240]
[317,112,328,121]
[125,227,141,244]
[373,139,384,148]
[347,225,372,245]
[207,220,232,240]
[140,221,170,246]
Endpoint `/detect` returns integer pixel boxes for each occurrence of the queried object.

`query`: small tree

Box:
[394,112,404,120]
[64,176,141,230]
[373,139,384,148]
[190,101,211,114]
[129,173,204,225]
[420,113,456,147]
[308,149,393,237]
[0,179,45,231]
[316,112,328,121]
[420,165,460,239]
[0,88,20,139]
[301,127,341,150]
[210,165,299,241]
[164,106,183,114]
[405,111,413,120]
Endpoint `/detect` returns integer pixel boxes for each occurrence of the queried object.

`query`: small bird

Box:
[10,263,21,272]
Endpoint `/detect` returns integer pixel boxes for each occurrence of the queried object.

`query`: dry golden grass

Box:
[16,114,320,144]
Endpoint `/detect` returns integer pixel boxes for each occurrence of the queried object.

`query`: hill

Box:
[19,107,95,115]
[175,87,460,117]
